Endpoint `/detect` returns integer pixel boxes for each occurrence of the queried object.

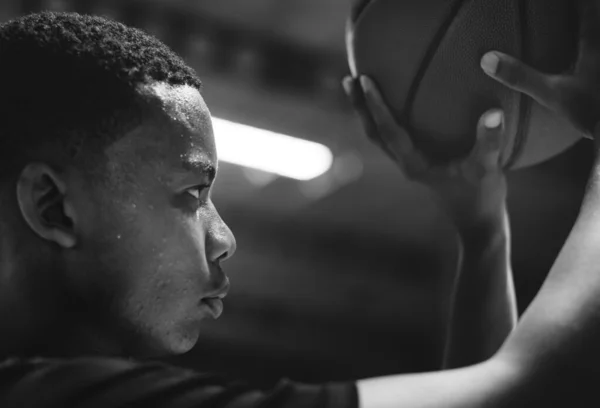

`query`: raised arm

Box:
[442,199,516,368]
[481,0,600,397]
[343,76,517,369]
[356,117,600,408]
[356,0,600,406]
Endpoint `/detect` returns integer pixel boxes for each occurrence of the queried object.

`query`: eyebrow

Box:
[180,158,216,181]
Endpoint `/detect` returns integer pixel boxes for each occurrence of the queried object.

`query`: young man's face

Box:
[67,83,236,356]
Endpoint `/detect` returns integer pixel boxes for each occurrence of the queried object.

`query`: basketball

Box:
[347,0,582,168]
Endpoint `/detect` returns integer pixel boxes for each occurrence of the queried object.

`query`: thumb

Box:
[342,75,402,161]
[481,51,557,112]
[342,75,379,142]
[469,109,504,169]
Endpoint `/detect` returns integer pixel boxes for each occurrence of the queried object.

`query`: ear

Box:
[16,163,77,249]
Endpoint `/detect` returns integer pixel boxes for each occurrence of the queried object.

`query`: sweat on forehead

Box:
[102,84,217,186]
[139,83,212,130]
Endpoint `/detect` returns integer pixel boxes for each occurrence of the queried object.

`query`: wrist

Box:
[434,176,508,230]
[454,205,509,248]
[448,198,507,229]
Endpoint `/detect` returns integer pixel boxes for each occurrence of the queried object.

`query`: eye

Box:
[187,188,201,199]
[186,184,209,200]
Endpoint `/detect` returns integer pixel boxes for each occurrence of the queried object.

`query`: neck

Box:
[0,257,128,360]
[0,211,132,360]
[0,288,128,360]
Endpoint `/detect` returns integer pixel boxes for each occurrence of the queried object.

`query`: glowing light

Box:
[212,117,333,181]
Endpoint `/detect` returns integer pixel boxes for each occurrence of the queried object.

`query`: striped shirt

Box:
[0,357,358,408]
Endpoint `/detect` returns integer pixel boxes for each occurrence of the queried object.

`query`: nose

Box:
[206,206,237,263]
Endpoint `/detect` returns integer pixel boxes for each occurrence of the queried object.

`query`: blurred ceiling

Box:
[148,0,350,53]
[2,0,595,385]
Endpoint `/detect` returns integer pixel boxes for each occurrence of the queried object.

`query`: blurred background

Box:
[0,0,594,388]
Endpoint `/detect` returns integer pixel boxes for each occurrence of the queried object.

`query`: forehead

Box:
[148,83,211,131]
[106,83,217,183]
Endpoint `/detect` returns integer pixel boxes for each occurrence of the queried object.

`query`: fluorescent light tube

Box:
[213,117,333,181]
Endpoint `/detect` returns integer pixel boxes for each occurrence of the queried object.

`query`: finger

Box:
[343,76,380,140]
[342,75,353,97]
[342,75,368,121]
[481,51,558,111]
[359,75,420,161]
[342,75,401,161]
[469,109,504,169]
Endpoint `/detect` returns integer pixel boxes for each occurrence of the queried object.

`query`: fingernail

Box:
[342,77,352,95]
[359,75,371,91]
[484,110,503,129]
[481,52,500,75]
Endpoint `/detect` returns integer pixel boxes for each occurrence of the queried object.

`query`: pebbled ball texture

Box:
[347,0,581,168]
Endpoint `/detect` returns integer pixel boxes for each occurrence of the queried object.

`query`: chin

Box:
[153,321,201,357]
[167,335,199,355]
[121,321,200,359]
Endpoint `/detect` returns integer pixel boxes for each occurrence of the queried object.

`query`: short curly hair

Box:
[0,11,202,179]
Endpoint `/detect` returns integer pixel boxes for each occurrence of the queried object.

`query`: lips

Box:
[201,297,224,319]
[200,277,229,319]
[205,279,230,300]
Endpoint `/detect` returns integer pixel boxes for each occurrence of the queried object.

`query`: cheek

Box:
[78,187,213,351]
[116,212,211,354]
[108,205,212,323]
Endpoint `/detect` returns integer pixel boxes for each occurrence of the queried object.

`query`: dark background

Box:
[0,0,593,388]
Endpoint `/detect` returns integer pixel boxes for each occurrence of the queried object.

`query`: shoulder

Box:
[0,357,358,408]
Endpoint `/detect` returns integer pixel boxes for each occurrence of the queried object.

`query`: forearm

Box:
[491,153,600,403]
[357,163,600,407]
[443,207,518,368]
[499,159,600,367]
[357,356,520,408]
